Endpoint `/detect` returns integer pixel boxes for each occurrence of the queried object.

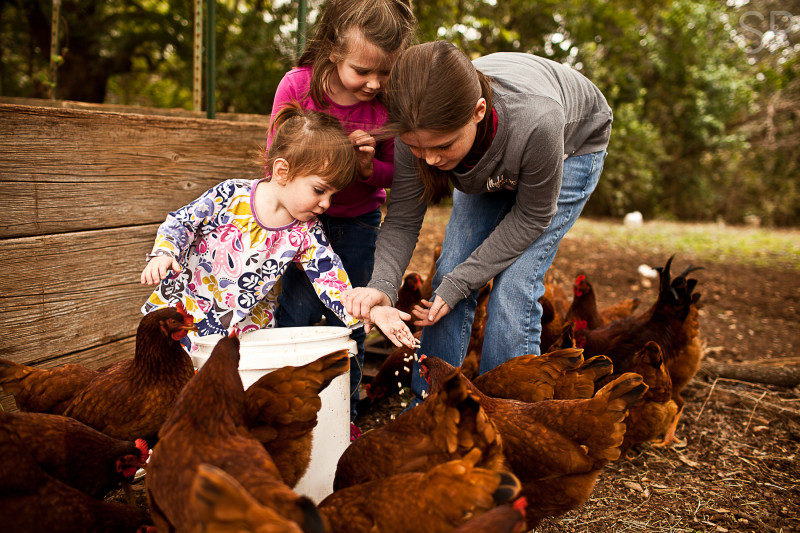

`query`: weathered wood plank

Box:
[0,96,272,124]
[0,104,267,238]
[0,225,160,363]
[0,336,137,413]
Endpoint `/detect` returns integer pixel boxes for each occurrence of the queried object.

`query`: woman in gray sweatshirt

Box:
[342,40,612,406]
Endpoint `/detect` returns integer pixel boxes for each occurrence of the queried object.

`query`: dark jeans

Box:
[276,209,381,420]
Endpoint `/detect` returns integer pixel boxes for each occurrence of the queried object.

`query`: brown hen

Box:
[566,274,641,330]
[0,305,195,426]
[243,349,350,488]
[57,305,197,444]
[363,332,419,403]
[0,420,151,533]
[472,348,585,403]
[538,276,569,351]
[577,256,703,445]
[320,448,521,533]
[396,272,424,332]
[0,359,97,415]
[617,342,679,455]
[191,463,304,533]
[2,410,148,500]
[421,356,648,527]
[146,333,325,533]
[334,364,505,490]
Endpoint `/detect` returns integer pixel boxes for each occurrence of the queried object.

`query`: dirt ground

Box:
[355,208,800,533]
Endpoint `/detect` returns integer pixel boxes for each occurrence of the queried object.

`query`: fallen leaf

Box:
[677,452,700,468]
[623,481,644,493]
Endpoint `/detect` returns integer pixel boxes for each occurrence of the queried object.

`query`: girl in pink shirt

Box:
[269,0,416,427]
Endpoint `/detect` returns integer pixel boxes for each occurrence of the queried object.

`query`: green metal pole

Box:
[297,0,307,56]
[193,0,203,112]
[50,0,61,100]
[206,0,216,119]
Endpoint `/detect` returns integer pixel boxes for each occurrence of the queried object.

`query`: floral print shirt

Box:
[142,178,359,335]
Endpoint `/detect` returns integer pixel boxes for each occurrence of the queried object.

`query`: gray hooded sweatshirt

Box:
[368,52,612,308]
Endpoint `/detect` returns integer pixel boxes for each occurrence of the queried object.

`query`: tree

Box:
[1,0,191,102]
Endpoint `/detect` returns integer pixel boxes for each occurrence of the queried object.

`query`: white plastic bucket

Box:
[189,326,356,503]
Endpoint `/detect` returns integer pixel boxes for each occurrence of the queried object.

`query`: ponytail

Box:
[267,102,358,191]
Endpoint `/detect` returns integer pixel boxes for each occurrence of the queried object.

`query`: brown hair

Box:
[385,41,493,204]
[267,103,358,191]
[298,0,417,108]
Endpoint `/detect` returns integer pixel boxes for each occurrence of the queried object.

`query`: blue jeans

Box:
[411,150,606,402]
[276,209,381,421]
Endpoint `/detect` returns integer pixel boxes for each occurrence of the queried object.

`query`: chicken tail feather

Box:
[296,496,326,533]
[602,372,649,408]
[578,355,614,380]
[0,358,34,393]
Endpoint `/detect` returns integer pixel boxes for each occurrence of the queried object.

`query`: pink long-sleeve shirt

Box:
[269,66,394,218]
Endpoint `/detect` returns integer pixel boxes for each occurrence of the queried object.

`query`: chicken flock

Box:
[0,255,704,532]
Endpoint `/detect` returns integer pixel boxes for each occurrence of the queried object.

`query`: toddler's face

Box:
[332,30,397,104]
[280,174,339,222]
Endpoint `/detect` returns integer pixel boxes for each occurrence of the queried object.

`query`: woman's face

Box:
[399,98,487,171]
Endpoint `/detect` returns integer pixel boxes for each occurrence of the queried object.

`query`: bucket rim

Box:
[190,326,354,348]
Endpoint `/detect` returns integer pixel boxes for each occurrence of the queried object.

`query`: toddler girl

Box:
[141,105,415,348]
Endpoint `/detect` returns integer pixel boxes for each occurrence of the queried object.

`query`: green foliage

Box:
[584,102,667,218]
[1,0,798,225]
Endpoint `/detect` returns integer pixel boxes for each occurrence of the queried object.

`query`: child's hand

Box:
[349,129,376,179]
[141,255,181,285]
[368,305,417,349]
[412,296,452,327]
[342,287,390,322]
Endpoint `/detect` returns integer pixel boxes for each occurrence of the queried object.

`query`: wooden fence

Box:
[0,101,270,411]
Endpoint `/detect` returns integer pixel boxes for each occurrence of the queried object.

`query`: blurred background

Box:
[1,0,798,225]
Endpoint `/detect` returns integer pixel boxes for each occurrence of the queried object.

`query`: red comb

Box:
[574,275,586,284]
[513,496,528,516]
[134,439,150,462]
[175,301,194,324]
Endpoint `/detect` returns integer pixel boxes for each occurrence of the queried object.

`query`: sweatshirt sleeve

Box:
[367,140,429,304]
[435,106,565,309]
[298,221,362,328]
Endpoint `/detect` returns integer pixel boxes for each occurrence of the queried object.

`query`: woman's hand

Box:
[349,129,376,179]
[368,306,417,349]
[411,295,451,327]
[141,255,181,285]
[341,287,390,325]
